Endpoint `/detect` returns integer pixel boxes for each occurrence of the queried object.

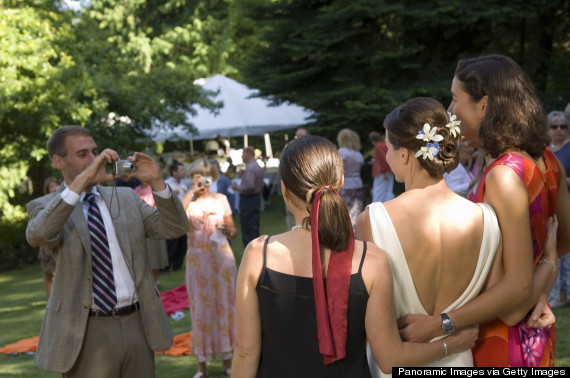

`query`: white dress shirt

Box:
[61,184,171,308]
[164,176,188,200]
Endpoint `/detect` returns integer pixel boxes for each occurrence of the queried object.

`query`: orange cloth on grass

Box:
[155,332,192,356]
[1,333,191,357]
[0,336,39,354]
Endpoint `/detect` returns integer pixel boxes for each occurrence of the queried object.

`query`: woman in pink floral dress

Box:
[181,158,238,378]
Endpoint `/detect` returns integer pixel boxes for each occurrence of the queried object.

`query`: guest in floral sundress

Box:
[181,158,238,378]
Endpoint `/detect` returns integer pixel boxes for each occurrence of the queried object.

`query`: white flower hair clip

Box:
[415,123,443,160]
[415,142,440,160]
[446,112,461,138]
[416,123,444,143]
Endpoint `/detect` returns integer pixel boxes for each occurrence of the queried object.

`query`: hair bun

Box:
[385,97,461,177]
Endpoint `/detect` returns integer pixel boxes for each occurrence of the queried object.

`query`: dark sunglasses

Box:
[550,124,568,130]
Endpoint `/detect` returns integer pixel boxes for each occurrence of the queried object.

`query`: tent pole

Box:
[244,134,248,148]
[264,133,273,158]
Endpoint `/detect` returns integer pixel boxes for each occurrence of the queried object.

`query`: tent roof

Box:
[150,74,314,141]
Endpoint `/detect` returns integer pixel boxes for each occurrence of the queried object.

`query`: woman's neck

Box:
[549,138,569,151]
[404,168,443,192]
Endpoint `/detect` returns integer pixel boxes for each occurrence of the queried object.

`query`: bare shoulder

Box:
[213,192,227,201]
[358,240,393,293]
[241,236,267,263]
[486,164,527,194]
[450,193,487,218]
[239,235,268,280]
[361,241,389,268]
[484,164,529,205]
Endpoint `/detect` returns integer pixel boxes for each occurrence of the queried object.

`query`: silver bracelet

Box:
[538,259,557,274]
[439,339,447,361]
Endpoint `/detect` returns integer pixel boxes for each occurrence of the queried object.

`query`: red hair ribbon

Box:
[310,186,355,365]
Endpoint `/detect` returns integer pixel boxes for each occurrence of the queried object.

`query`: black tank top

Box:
[255,236,372,378]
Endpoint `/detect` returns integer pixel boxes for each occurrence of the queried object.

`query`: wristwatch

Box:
[441,313,455,335]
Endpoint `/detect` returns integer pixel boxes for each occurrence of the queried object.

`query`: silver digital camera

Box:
[202,176,213,187]
[113,160,135,175]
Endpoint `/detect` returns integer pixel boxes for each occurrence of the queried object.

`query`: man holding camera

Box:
[26,126,189,377]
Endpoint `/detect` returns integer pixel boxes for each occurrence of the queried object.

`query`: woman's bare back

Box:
[383,189,488,315]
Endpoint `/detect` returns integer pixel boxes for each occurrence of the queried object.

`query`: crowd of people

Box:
[26,52,570,378]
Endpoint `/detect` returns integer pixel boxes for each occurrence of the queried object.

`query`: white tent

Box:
[149,74,314,156]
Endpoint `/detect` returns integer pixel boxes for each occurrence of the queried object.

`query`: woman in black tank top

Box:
[231,136,478,377]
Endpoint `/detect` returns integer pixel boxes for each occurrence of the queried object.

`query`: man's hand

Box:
[129,152,165,192]
[69,148,118,194]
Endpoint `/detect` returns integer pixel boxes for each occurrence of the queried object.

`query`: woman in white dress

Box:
[356,97,503,374]
[232,135,479,378]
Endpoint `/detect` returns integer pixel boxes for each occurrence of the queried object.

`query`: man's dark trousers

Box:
[239,194,261,248]
[166,235,187,271]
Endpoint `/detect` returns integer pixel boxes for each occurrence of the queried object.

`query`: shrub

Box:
[0,217,36,272]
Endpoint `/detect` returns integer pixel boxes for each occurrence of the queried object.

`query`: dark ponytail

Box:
[280,136,351,251]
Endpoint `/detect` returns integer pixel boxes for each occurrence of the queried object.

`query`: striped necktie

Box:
[85,192,117,314]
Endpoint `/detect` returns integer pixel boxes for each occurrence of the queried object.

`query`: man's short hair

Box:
[243,147,255,158]
[169,160,184,176]
[47,125,92,160]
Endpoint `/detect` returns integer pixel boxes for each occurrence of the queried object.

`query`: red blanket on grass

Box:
[160,284,190,315]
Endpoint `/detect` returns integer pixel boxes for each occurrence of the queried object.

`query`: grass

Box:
[1,195,569,376]
[0,195,289,377]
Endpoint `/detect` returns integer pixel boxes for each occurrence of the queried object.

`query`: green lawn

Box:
[1,195,569,376]
[0,195,290,377]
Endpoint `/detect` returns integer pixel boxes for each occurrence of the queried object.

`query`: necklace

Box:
[291,225,311,231]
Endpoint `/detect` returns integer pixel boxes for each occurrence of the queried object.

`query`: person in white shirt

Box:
[164,161,189,271]
[164,161,188,199]
[26,125,188,377]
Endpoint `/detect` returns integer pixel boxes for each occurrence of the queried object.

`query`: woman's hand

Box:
[526,293,555,329]
[218,224,237,240]
[445,324,479,356]
[397,313,442,343]
[189,174,208,196]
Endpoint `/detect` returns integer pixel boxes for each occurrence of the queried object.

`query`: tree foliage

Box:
[1,0,569,263]
[237,0,570,141]
[0,0,242,218]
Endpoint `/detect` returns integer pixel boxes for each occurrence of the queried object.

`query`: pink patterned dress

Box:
[469,149,560,367]
[185,193,236,362]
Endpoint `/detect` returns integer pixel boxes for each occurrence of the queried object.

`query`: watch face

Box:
[442,319,455,334]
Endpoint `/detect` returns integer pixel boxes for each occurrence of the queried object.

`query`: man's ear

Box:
[52,155,63,170]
